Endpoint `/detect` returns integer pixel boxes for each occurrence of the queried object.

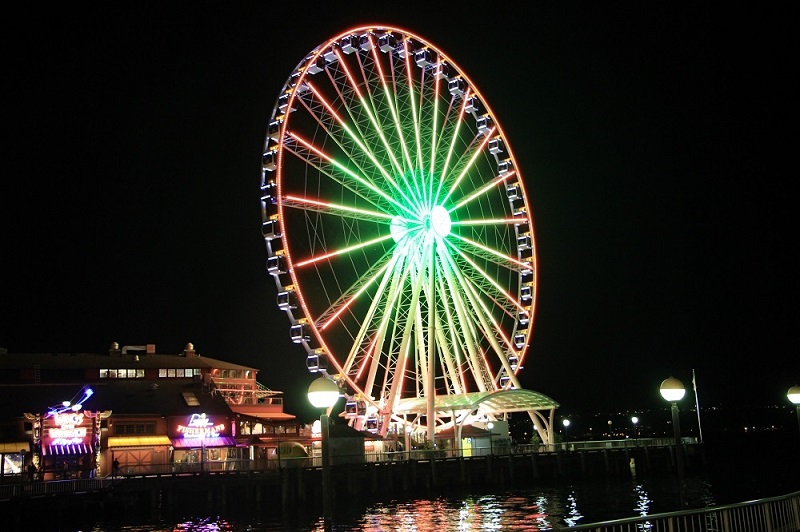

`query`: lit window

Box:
[159,369,166,378]
[167,369,175,378]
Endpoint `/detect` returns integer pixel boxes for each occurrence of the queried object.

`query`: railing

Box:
[0,478,114,501]
[3,438,693,483]
[563,490,800,532]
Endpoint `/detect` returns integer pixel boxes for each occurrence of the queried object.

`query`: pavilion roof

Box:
[393,389,559,417]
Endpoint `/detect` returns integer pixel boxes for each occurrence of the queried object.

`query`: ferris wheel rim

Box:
[261,24,537,427]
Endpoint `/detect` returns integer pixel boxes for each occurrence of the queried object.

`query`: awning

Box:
[108,436,172,448]
[43,443,93,456]
[232,410,297,421]
[0,442,30,454]
[170,436,237,449]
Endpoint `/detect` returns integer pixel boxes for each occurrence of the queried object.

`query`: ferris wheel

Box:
[260,25,536,437]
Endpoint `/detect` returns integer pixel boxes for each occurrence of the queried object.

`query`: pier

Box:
[1,437,703,521]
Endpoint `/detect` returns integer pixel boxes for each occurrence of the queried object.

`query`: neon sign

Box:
[49,412,87,445]
[176,413,226,439]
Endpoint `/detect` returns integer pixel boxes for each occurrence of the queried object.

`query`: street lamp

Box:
[307,376,339,532]
[788,385,800,431]
[562,419,571,444]
[660,376,686,507]
[631,416,639,441]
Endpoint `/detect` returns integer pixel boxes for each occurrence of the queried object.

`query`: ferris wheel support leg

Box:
[426,239,437,445]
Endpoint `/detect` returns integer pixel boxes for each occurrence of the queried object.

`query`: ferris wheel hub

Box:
[429,205,451,238]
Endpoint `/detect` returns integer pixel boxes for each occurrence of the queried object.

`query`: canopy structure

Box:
[394,389,560,445]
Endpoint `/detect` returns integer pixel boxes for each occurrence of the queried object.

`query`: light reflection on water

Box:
[88,476,716,531]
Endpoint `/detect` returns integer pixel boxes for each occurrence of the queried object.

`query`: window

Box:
[159,368,200,378]
[114,422,156,435]
[100,368,144,379]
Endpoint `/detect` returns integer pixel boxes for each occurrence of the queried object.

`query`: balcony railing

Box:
[563,490,800,531]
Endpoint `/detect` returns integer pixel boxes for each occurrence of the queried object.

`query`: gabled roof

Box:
[0,380,233,418]
[0,351,256,371]
[393,389,559,416]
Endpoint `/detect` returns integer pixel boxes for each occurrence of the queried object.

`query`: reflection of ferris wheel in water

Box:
[260,26,536,438]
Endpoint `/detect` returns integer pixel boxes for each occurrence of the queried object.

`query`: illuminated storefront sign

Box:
[48,412,87,445]
[175,413,226,439]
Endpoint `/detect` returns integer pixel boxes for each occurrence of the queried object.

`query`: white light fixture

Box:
[660,377,686,402]
[562,419,570,427]
[788,385,800,405]
[307,376,340,408]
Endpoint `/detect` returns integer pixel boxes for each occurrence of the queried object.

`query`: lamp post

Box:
[562,419,571,445]
[307,376,340,532]
[788,386,800,428]
[631,416,639,442]
[660,376,686,508]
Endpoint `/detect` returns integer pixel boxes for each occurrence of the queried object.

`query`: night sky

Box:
[3,4,795,422]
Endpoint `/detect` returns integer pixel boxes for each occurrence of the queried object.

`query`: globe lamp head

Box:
[788,385,800,405]
[307,376,340,408]
[659,377,686,402]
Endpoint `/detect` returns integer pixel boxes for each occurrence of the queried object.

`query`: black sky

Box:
[2,4,795,421]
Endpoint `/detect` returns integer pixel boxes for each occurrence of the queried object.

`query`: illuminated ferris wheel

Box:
[260,25,536,437]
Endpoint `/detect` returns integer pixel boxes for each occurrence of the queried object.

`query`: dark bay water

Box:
[80,471,788,531]
[68,433,800,531]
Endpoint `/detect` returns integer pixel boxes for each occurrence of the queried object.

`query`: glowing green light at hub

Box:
[390,216,408,243]
[430,205,451,237]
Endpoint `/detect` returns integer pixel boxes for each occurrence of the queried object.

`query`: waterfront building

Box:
[0,342,300,480]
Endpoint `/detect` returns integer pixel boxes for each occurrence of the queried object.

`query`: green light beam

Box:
[288,131,418,219]
[294,231,395,268]
[448,169,515,214]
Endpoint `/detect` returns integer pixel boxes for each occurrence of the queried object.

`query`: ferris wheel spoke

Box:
[451,217,522,227]
[439,125,496,206]
[446,232,527,272]
[314,248,395,331]
[453,268,520,322]
[294,232,394,269]
[300,81,422,213]
[367,35,416,181]
[440,247,518,386]
[281,138,386,209]
[286,132,418,219]
[432,273,467,394]
[336,56,432,216]
[433,90,471,204]
[437,248,494,391]
[399,39,426,206]
[339,251,402,373]
[448,169,517,214]
[348,44,429,214]
[282,194,396,224]
[382,242,429,421]
[426,63,443,206]
[353,42,407,180]
[447,245,527,315]
[329,48,407,188]
[434,273,469,393]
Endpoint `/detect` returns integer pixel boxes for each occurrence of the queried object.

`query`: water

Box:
[48,433,800,531]
[76,474,723,531]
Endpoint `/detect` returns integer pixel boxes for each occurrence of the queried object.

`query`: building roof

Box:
[393,389,560,416]
[0,351,256,371]
[0,380,233,418]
